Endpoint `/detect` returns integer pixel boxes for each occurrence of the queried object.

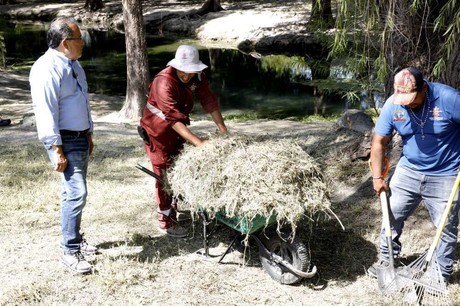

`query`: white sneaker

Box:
[61,251,93,274]
[80,238,98,255]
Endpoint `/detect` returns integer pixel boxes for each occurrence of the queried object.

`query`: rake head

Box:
[383,253,451,306]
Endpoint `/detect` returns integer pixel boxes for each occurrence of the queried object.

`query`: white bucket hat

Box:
[167,45,208,73]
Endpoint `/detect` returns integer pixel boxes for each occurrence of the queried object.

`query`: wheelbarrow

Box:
[135,163,317,285]
[199,210,317,285]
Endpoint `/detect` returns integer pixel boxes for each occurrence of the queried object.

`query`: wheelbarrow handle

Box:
[135,163,164,184]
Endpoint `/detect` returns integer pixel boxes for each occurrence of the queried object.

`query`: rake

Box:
[368,158,397,292]
[385,171,460,305]
[376,190,397,292]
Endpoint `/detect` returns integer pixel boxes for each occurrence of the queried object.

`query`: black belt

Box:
[60,129,90,137]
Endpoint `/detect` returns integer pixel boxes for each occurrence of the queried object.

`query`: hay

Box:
[165,135,334,231]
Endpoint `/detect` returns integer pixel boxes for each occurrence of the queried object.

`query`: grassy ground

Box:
[3,116,460,305]
[2,70,460,305]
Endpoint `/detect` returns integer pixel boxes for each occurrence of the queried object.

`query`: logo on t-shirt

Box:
[431,106,443,121]
[393,110,406,122]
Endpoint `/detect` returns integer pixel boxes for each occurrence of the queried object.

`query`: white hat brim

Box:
[167,58,208,73]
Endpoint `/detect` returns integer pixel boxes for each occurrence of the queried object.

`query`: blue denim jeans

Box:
[381,166,460,280]
[47,134,89,254]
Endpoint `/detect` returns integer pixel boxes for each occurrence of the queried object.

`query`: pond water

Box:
[2,20,358,118]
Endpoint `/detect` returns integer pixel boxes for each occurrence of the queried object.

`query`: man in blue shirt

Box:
[368,67,460,283]
[30,17,98,274]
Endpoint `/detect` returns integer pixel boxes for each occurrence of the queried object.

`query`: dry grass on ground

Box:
[2,69,460,305]
[3,119,460,305]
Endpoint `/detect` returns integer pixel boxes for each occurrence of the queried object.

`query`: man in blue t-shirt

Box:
[368,67,460,283]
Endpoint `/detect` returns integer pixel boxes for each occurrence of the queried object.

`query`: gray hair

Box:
[47,17,79,49]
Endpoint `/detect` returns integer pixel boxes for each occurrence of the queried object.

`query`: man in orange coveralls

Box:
[139,45,228,238]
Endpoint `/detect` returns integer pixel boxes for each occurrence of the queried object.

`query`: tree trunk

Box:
[442,40,460,89]
[119,0,150,120]
[380,0,459,92]
[84,0,104,12]
[196,0,224,15]
[308,0,334,30]
[311,60,331,116]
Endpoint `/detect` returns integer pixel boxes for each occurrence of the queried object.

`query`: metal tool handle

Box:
[380,191,391,238]
[380,191,394,267]
[425,171,460,263]
[135,163,164,184]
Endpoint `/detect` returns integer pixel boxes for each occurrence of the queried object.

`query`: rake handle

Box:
[425,171,460,263]
[380,191,395,267]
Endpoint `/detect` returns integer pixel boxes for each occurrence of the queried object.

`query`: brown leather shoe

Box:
[159,224,189,238]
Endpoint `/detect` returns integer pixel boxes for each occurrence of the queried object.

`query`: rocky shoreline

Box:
[0,0,319,53]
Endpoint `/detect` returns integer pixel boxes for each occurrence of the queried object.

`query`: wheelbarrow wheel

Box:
[259,235,310,285]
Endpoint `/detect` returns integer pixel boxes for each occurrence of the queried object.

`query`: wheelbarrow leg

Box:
[198,211,210,257]
[218,233,242,263]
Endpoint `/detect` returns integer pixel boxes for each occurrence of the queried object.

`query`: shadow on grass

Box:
[306,221,378,288]
[97,212,378,287]
[96,217,256,263]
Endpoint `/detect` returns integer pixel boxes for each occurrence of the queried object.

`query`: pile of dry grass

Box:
[166,135,336,231]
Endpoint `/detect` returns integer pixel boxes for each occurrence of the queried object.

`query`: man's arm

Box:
[370,133,391,194]
[88,134,94,155]
[172,121,207,147]
[210,110,228,135]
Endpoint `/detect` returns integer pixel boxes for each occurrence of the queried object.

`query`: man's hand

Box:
[373,178,389,195]
[196,139,209,148]
[88,134,94,155]
[218,126,228,135]
[52,145,67,172]
[210,110,228,135]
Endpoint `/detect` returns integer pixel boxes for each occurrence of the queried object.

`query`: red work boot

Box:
[158,213,189,238]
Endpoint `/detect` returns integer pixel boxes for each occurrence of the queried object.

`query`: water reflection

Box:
[2,21,353,117]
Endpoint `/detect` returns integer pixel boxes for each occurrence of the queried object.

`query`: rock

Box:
[338,110,375,160]
[337,109,374,134]
[342,131,372,161]
[21,113,36,128]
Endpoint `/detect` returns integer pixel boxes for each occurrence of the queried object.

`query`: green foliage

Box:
[222,112,262,121]
[299,114,339,123]
[433,0,460,78]
[373,54,387,83]
[331,0,460,85]
[259,55,305,80]
[433,57,446,78]
[324,0,385,107]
